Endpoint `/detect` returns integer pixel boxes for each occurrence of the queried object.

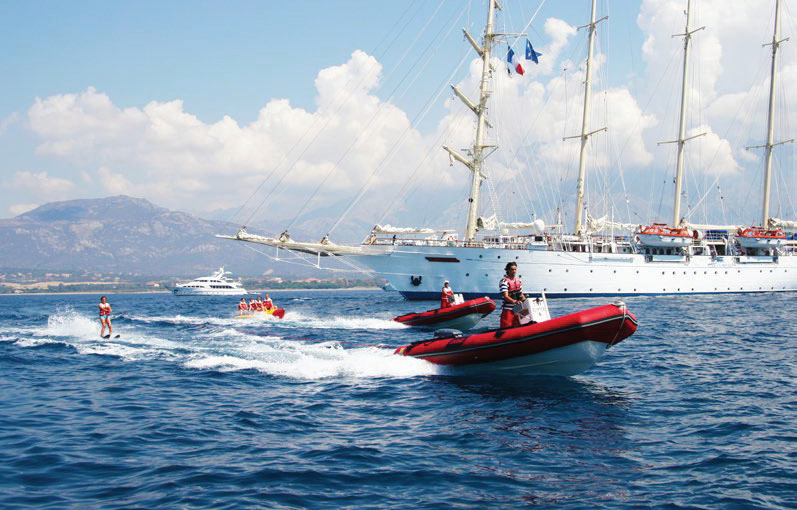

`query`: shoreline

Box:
[0,287,384,296]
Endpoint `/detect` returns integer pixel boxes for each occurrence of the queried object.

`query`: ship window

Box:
[465,273,469,277]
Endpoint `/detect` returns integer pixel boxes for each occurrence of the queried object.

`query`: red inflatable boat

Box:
[394,301,638,376]
[393,297,496,331]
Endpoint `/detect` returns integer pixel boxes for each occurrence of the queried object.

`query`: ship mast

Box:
[660,0,704,227]
[566,0,606,235]
[760,0,792,227]
[444,0,497,242]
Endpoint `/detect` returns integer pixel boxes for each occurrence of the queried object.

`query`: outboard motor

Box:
[434,329,463,339]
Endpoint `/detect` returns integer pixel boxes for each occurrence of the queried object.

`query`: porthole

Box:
[466,273,469,277]
[497,256,501,259]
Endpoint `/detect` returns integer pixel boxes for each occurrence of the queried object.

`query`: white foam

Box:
[184,342,439,380]
[7,307,438,380]
[283,311,407,330]
[127,314,240,326]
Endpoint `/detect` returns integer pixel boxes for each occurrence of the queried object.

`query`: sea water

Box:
[0,290,794,509]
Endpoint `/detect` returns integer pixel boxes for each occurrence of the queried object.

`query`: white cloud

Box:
[9,203,38,216]
[0,113,19,134]
[24,51,433,224]
[7,171,75,198]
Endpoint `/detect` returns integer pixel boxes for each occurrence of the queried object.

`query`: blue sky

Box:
[0,0,793,236]
[0,1,643,124]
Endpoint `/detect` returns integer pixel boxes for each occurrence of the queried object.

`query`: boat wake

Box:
[0,307,436,380]
[278,311,407,330]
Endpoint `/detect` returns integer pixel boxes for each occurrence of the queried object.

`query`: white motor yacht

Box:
[172,267,248,296]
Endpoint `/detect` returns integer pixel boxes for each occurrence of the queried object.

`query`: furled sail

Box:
[584,215,638,233]
[477,215,546,231]
[216,229,364,256]
[371,224,454,234]
[769,218,797,229]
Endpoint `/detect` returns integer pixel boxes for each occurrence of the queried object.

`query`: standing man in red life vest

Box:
[98,296,112,338]
[440,281,455,309]
[499,262,526,328]
[263,294,274,310]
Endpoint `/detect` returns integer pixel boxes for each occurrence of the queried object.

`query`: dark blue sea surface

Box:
[0,290,794,509]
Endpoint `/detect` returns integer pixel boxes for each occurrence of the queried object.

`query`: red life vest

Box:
[99,303,111,317]
[264,299,273,310]
[238,302,248,311]
[440,287,454,308]
[500,277,522,310]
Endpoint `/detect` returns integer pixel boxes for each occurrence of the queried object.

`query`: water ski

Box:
[102,334,120,339]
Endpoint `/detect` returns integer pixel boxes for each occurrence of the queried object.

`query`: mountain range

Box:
[0,196,305,276]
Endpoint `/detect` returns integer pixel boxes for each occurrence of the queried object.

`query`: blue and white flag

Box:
[526,39,542,64]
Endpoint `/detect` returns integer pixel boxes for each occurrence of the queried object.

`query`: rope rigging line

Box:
[227,0,425,227]
[327,30,472,236]
[287,0,460,233]
[283,0,455,232]
[241,0,448,229]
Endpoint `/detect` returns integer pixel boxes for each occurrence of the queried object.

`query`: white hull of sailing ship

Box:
[349,244,797,299]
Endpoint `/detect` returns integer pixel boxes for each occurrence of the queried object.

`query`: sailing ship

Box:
[220,0,797,299]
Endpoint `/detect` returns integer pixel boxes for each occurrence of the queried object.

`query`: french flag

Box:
[507,47,524,76]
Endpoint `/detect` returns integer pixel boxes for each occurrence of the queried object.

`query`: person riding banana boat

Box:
[235,295,285,319]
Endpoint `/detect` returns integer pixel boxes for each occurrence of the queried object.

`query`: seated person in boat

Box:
[499,262,526,328]
[440,281,454,309]
[237,298,249,314]
[263,294,274,310]
[249,297,258,311]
